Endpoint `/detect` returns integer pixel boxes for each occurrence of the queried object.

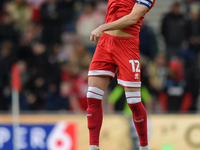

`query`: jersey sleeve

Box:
[136,0,153,8]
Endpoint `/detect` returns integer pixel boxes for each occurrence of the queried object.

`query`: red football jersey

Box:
[104,0,155,37]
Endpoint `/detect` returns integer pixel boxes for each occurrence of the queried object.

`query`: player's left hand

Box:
[90,27,103,44]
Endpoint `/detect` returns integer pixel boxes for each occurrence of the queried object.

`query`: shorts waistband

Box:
[101,32,139,40]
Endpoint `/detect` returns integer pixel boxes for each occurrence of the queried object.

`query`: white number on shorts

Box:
[129,60,140,72]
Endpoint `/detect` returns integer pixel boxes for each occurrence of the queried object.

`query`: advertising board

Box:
[0,122,77,150]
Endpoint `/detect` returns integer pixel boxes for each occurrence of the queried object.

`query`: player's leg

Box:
[125,87,149,150]
[87,76,111,150]
[109,34,149,149]
[87,33,116,150]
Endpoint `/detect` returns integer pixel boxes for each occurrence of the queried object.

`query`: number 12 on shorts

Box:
[129,60,140,72]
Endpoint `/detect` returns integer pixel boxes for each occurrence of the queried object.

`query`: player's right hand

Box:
[90,26,103,44]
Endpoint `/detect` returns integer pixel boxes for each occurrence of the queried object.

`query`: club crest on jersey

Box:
[135,73,139,79]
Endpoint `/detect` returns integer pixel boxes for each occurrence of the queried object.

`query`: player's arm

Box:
[100,4,148,31]
[91,1,152,43]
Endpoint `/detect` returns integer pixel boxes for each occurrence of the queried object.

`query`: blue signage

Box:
[0,122,77,150]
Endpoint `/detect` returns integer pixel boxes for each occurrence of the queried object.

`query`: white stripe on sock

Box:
[125,91,141,104]
[125,91,141,97]
[87,87,104,100]
[88,87,104,95]
[87,92,103,100]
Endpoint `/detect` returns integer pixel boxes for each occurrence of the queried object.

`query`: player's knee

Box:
[88,76,111,91]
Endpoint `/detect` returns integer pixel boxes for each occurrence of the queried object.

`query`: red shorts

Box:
[88,33,141,88]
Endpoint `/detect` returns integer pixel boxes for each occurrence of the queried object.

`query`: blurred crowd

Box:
[0,0,199,113]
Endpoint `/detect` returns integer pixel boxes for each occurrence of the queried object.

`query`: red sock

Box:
[128,102,148,146]
[125,91,148,146]
[87,87,104,145]
[87,98,102,145]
